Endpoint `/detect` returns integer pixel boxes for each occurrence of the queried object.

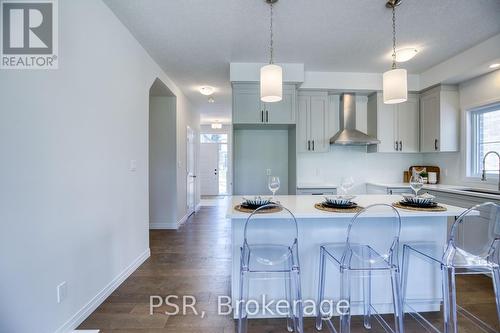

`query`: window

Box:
[200,133,228,144]
[469,104,500,177]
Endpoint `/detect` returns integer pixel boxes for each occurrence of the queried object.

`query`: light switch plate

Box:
[57,281,67,303]
[129,159,137,172]
[266,169,271,176]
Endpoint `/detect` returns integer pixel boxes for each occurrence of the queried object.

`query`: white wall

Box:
[423,70,500,187]
[149,96,177,227]
[0,1,198,332]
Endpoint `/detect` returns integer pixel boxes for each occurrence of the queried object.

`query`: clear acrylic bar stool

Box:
[238,203,303,333]
[401,202,500,333]
[315,204,404,333]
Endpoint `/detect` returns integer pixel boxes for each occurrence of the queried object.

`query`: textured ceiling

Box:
[104,0,500,122]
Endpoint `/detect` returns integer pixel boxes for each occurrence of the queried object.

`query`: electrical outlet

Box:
[57,281,67,303]
[266,169,271,176]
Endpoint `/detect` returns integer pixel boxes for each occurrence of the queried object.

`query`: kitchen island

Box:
[227,195,467,318]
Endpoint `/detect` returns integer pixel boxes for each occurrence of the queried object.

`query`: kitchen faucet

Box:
[481,150,500,191]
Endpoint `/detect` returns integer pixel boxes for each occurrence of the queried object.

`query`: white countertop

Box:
[228,195,466,219]
[366,182,500,200]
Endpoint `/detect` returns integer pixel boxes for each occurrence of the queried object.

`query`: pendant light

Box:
[383,0,407,104]
[260,0,282,103]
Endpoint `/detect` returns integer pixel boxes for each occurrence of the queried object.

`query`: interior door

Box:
[200,143,219,195]
[297,95,310,152]
[377,94,397,152]
[186,127,196,215]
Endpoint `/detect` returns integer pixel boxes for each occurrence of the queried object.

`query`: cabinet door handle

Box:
[266,110,269,123]
[308,140,311,151]
[395,141,398,151]
[312,140,315,151]
[399,140,402,151]
[261,110,264,123]
[434,139,438,151]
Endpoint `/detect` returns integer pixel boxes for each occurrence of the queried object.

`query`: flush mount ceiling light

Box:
[208,96,215,103]
[260,0,282,103]
[211,123,222,129]
[383,0,408,105]
[199,86,215,96]
[490,63,500,69]
[395,47,418,62]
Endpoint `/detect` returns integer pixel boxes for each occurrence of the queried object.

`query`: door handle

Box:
[261,110,264,123]
[399,140,402,151]
[395,141,398,151]
[312,140,315,151]
[434,139,438,151]
[308,140,311,151]
[266,110,269,123]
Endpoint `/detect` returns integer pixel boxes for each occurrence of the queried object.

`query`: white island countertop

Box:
[366,182,500,200]
[228,194,466,219]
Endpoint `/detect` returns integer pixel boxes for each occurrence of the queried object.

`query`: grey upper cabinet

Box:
[232,84,261,124]
[297,91,329,153]
[367,92,420,153]
[420,85,460,153]
[232,83,296,125]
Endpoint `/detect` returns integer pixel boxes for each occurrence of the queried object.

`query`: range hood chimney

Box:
[330,93,380,146]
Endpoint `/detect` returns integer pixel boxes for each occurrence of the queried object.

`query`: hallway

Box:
[78,200,499,332]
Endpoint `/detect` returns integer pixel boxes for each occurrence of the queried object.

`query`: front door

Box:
[200,143,219,196]
[186,127,196,215]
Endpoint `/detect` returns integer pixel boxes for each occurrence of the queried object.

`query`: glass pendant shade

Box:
[260,64,283,102]
[383,68,407,104]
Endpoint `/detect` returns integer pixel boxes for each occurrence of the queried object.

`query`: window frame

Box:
[467,103,500,179]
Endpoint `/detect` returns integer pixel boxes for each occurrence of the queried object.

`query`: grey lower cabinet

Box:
[232,83,296,125]
[297,91,329,153]
[425,189,500,251]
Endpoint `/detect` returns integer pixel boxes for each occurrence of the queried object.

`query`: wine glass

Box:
[340,176,355,195]
[410,175,424,197]
[268,176,280,201]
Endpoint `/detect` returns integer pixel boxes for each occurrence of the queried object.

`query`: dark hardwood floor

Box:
[78,199,499,332]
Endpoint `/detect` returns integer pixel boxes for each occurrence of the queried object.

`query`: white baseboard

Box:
[55,249,151,333]
[195,203,201,212]
[149,222,178,230]
[177,213,190,227]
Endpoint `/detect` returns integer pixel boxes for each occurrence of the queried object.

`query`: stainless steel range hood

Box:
[330,93,380,146]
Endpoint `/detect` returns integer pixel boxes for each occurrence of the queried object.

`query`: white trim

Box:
[149,222,178,230]
[149,213,191,230]
[177,213,190,227]
[195,203,201,212]
[55,249,150,333]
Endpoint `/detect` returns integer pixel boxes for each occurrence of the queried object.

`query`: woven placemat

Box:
[234,205,283,214]
[392,202,447,212]
[314,203,364,213]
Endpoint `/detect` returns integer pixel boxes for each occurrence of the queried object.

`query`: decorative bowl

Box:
[324,195,356,206]
[401,193,436,205]
[242,196,272,207]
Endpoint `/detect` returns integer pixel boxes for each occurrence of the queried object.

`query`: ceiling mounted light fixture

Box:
[395,47,418,62]
[211,123,222,129]
[199,86,215,96]
[490,63,500,69]
[208,96,215,103]
[260,0,282,103]
[383,0,408,105]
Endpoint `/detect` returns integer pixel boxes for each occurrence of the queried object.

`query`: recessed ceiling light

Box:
[199,86,215,96]
[490,63,500,69]
[208,96,215,103]
[395,48,419,62]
